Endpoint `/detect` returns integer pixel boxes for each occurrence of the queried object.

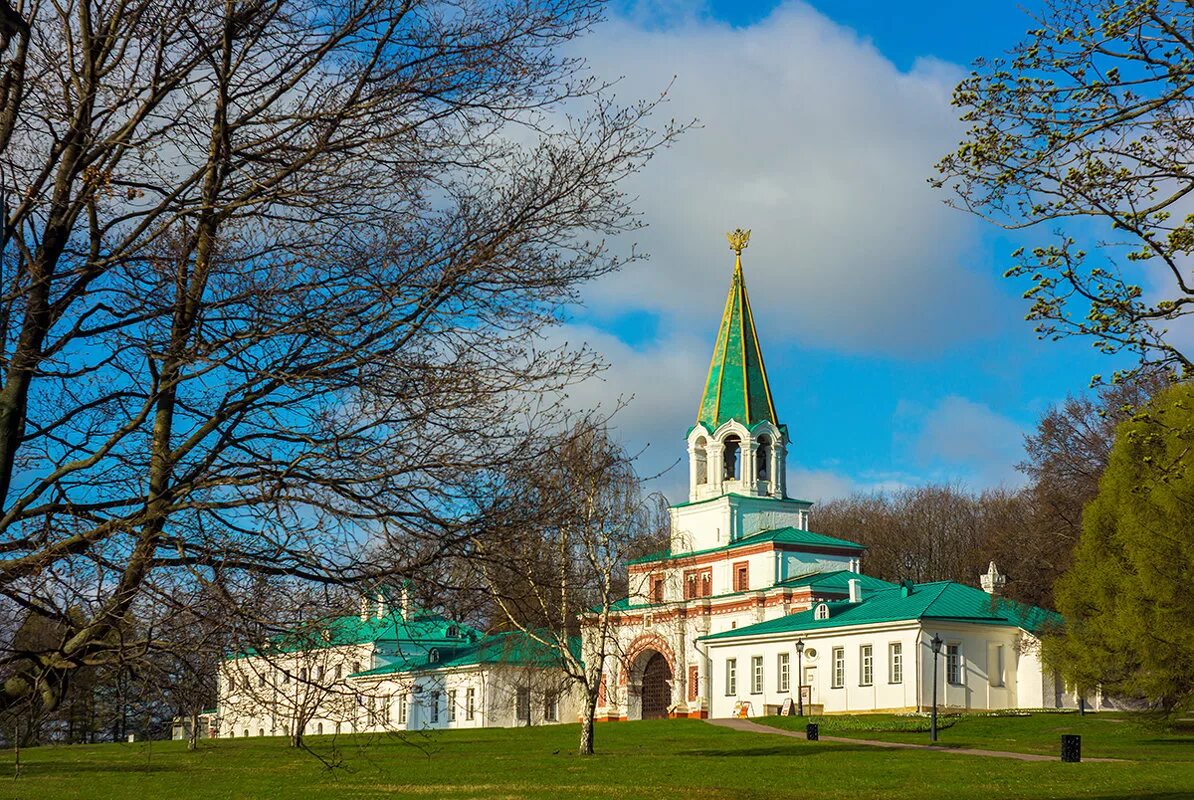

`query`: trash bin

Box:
[805,723,819,741]
[1061,734,1081,762]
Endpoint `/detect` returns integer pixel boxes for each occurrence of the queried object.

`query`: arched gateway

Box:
[640,653,672,720]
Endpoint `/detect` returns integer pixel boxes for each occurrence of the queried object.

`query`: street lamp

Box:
[795,639,805,717]
[930,633,943,743]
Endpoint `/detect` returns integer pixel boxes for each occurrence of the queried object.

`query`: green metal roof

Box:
[696,254,779,432]
[628,526,865,567]
[777,569,896,594]
[238,610,476,658]
[700,580,1062,641]
[350,632,580,678]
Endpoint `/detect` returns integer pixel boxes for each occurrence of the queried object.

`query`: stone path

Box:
[706,717,1122,762]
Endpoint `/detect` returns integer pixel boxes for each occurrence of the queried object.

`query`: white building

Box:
[216,588,580,738]
[582,232,1078,720]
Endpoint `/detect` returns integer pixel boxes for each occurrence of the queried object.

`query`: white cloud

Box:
[575,1,1011,356]
[900,395,1027,488]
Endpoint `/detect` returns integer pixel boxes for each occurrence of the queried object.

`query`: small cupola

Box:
[980,561,1006,596]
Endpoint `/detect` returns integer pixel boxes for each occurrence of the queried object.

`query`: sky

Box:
[555,0,1130,503]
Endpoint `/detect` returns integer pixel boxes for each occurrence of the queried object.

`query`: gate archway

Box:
[640,652,672,720]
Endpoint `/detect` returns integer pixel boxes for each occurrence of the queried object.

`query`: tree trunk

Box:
[187,710,199,751]
[578,690,598,756]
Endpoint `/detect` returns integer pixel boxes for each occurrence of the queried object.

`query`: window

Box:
[722,434,741,479]
[317,666,325,681]
[258,728,265,737]
[466,687,476,721]
[756,434,771,481]
[860,645,873,686]
[429,691,440,724]
[545,691,559,722]
[258,673,266,687]
[335,664,342,681]
[814,603,830,620]
[751,656,764,694]
[701,569,712,597]
[694,437,708,485]
[989,644,1005,688]
[382,696,391,723]
[831,647,845,688]
[650,574,664,604]
[733,561,749,592]
[725,658,737,695]
[317,722,323,735]
[889,642,903,684]
[448,625,459,638]
[947,643,962,685]
[778,653,790,693]
[398,694,408,725]
[352,661,361,674]
[516,688,531,723]
[243,729,249,738]
[429,648,440,663]
[448,689,457,722]
[300,667,308,681]
[688,665,700,701]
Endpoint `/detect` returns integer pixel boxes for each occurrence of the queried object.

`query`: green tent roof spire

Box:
[696,230,779,431]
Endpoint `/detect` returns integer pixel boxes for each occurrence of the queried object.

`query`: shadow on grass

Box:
[679,744,880,758]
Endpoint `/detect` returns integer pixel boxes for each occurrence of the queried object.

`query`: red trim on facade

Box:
[628,541,860,573]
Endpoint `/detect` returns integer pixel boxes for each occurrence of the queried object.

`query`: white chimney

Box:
[848,578,862,603]
[981,561,1006,595]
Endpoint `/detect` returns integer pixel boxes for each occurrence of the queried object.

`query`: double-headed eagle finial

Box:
[726,228,751,256]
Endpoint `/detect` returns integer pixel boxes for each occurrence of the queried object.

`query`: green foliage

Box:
[935,0,1194,381]
[1046,381,1194,711]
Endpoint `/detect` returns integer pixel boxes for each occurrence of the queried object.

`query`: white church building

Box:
[218,231,1079,736]
[581,231,1080,720]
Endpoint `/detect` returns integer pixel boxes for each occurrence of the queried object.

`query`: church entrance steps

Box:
[704,717,1125,762]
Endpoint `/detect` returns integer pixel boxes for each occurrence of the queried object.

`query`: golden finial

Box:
[726,228,751,256]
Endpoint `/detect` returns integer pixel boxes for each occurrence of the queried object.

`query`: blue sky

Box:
[558,0,1129,502]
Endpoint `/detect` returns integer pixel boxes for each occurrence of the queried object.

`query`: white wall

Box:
[703,622,1068,718]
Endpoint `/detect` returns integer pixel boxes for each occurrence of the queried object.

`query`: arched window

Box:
[814,603,830,621]
[722,434,741,480]
[756,435,771,482]
[429,648,440,663]
[694,437,708,485]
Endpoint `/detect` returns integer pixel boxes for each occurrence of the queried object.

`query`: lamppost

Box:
[930,633,943,743]
[795,639,805,717]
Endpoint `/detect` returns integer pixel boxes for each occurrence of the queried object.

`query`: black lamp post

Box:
[930,633,943,743]
[795,639,805,717]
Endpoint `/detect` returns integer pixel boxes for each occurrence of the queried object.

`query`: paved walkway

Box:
[706,717,1121,762]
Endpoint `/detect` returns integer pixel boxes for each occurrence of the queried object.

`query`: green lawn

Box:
[0,715,1191,800]
[758,710,1194,762]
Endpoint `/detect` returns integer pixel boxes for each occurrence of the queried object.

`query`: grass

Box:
[0,715,1191,799]
[757,710,1194,762]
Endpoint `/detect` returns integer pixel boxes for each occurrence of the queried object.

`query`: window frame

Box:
[732,561,750,592]
[448,689,457,722]
[988,643,1005,688]
[466,687,476,721]
[750,655,764,694]
[859,644,873,686]
[516,687,532,723]
[831,647,845,689]
[777,652,790,693]
[688,665,700,701]
[725,658,737,696]
[889,641,903,684]
[946,642,963,685]
[545,691,559,722]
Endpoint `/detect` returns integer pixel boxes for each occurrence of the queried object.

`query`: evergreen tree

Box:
[1046,383,1194,711]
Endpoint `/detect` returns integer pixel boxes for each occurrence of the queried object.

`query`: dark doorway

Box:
[641,652,672,720]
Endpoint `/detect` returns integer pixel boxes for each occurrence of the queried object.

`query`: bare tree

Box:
[0,0,680,718]
[474,420,662,755]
